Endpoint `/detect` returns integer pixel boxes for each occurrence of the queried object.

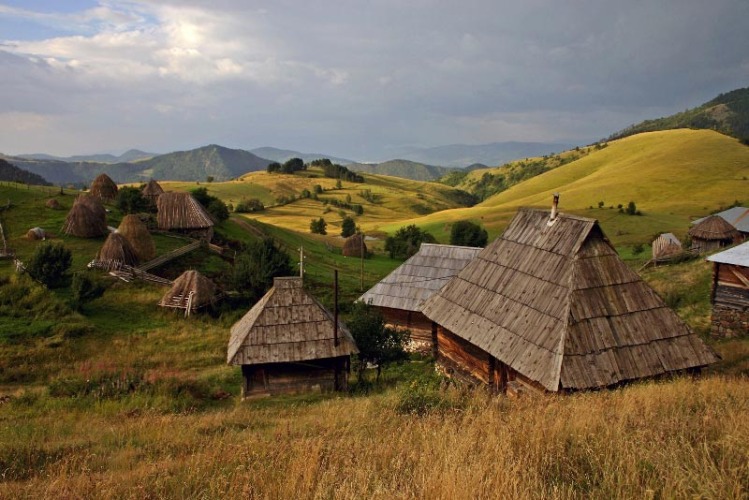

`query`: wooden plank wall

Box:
[715,263,749,310]
[242,358,348,397]
[380,307,433,342]
[437,326,491,384]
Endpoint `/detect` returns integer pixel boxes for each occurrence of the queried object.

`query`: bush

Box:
[116,186,149,214]
[450,220,488,247]
[341,216,356,237]
[71,272,107,311]
[347,302,410,382]
[233,238,293,302]
[235,198,265,213]
[395,378,465,416]
[310,217,327,235]
[385,225,436,259]
[207,199,229,222]
[626,201,637,216]
[26,242,72,288]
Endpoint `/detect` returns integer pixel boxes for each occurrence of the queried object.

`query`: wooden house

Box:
[157,192,214,241]
[651,232,683,263]
[688,215,741,254]
[227,277,358,397]
[358,243,481,349]
[421,205,717,394]
[693,206,749,237]
[707,241,749,337]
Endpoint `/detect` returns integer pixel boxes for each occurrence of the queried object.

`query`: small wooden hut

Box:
[90,173,119,202]
[62,195,108,238]
[359,243,481,349]
[227,277,358,397]
[45,199,61,209]
[142,179,164,205]
[117,214,156,262]
[707,241,749,337]
[693,207,749,237]
[157,192,214,241]
[689,215,741,254]
[342,233,367,257]
[651,232,683,263]
[422,203,717,394]
[96,232,139,270]
[159,270,218,315]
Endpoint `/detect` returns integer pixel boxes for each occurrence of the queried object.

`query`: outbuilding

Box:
[707,241,749,337]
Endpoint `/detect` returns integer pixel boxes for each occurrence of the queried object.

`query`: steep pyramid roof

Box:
[422,208,717,392]
[157,192,214,230]
[228,277,358,365]
[142,179,164,199]
[359,243,482,313]
[689,215,740,241]
[692,206,749,233]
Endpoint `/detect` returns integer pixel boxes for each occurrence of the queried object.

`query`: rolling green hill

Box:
[610,87,749,142]
[382,129,749,245]
[347,160,456,181]
[0,159,50,186]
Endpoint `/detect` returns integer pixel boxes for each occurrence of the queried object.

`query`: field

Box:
[382,129,749,245]
[1,129,749,497]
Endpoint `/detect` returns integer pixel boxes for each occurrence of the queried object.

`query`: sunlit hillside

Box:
[383,129,749,244]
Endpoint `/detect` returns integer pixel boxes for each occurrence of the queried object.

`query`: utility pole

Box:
[360,232,364,292]
[333,269,339,347]
[299,245,304,278]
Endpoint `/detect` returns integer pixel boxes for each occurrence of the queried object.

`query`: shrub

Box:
[450,220,488,247]
[235,198,265,213]
[233,238,293,302]
[71,272,107,311]
[341,216,356,237]
[385,225,436,259]
[347,302,410,382]
[207,199,229,222]
[310,217,327,235]
[26,242,72,288]
[115,186,149,214]
[626,201,637,215]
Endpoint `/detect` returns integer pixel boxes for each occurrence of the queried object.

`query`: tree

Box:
[347,303,409,382]
[341,216,356,237]
[626,201,638,215]
[233,238,293,302]
[71,272,107,311]
[310,217,327,235]
[116,186,149,214]
[281,157,305,173]
[385,224,436,259]
[266,162,281,173]
[206,176,214,183]
[450,220,488,247]
[335,179,342,189]
[235,198,265,213]
[26,242,72,288]
[191,187,228,222]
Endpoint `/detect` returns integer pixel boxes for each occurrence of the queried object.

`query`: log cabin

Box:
[692,206,749,238]
[422,197,718,394]
[227,277,358,397]
[157,192,214,241]
[358,243,481,350]
[707,241,749,337]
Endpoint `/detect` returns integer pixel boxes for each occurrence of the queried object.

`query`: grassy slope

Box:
[384,129,749,244]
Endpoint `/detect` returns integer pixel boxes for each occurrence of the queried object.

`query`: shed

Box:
[342,233,367,258]
[90,173,119,202]
[142,179,164,205]
[358,243,481,348]
[228,277,358,397]
[689,215,741,254]
[707,241,749,337]
[157,192,214,241]
[651,232,683,263]
[693,207,749,236]
[96,232,139,270]
[159,270,217,316]
[62,195,108,238]
[117,214,156,262]
[422,204,717,393]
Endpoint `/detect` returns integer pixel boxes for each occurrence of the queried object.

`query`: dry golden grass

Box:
[1,375,747,498]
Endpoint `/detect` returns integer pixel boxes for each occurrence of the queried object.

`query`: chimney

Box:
[549,193,560,223]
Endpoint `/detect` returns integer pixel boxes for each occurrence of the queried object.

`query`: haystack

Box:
[142,179,164,204]
[689,215,741,253]
[157,192,214,240]
[96,232,138,270]
[118,214,156,262]
[26,227,46,240]
[62,195,108,238]
[159,270,217,315]
[45,199,61,209]
[342,233,367,257]
[90,173,118,202]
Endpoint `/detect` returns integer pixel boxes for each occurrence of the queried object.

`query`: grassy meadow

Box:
[1,129,749,497]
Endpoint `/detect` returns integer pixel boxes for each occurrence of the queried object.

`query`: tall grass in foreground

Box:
[1,376,747,498]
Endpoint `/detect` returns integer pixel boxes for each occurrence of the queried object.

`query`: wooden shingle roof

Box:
[688,215,740,241]
[157,192,214,230]
[358,243,482,312]
[227,277,358,366]
[422,208,717,392]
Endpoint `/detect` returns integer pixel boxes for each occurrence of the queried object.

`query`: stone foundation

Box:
[711,305,749,338]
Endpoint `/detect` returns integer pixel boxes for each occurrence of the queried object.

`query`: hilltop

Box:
[347,159,456,181]
[387,141,576,168]
[0,159,50,186]
[382,129,749,244]
[611,87,749,142]
[18,149,155,164]
[250,147,353,165]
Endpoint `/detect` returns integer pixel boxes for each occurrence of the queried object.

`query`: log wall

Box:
[378,306,434,351]
[241,357,349,397]
[710,262,749,337]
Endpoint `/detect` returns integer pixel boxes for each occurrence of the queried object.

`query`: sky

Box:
[0,0,748,160]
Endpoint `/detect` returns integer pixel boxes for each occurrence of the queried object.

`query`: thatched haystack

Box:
[118,214,156,262]
[96,232,139,270]
[26,227,46,240]
[422,201,718,393]
[342,233,367,257]
[157,192,214,240]
[142,179,164,204]
[159,270,217,315]
[689,215,741,254]
[90,173,118,202]
[62,195,108,238]
[227,277,358,396]
[45,198,61,209]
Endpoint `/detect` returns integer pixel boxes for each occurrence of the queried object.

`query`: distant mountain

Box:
[18,149,155,164]
[387,141,575,168]
[250,147,353,165]
[347,159,456,181]
[0,158,50,186]
[610,87,749,142]
[142,144,271,181]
